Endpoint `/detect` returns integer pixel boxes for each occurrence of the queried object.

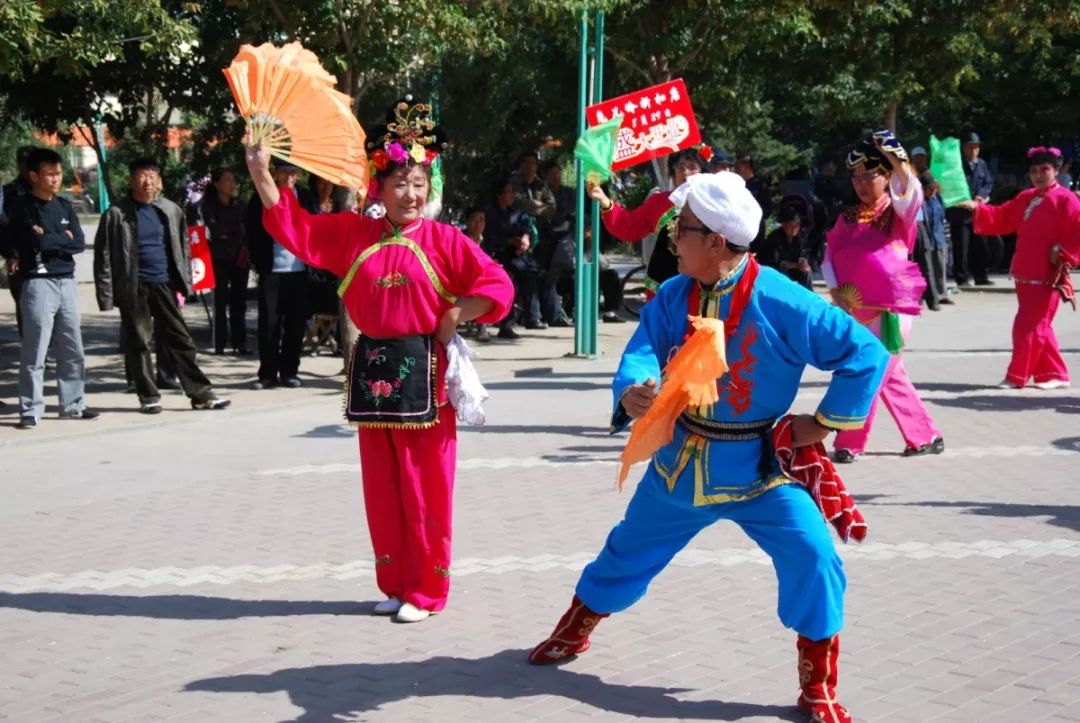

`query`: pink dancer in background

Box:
[958,146,1080,390]
[246,97,514,623]
[822,130,943,463]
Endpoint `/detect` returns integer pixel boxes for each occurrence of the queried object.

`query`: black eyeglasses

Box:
[675,219,712,237]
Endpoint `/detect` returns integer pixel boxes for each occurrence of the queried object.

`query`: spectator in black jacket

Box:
[735,155,773,246]
[752,204,813,289]
[244,159,309,388]
[11,148,98,428]
[1,146,35,336]
[200,167,250,355]
[95,157,230,415]
[945,132,995,286]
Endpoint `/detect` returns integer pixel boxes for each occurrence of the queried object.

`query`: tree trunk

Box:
[883,102,898,133]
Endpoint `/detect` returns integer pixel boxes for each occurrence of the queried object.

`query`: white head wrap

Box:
[668,172,761,249]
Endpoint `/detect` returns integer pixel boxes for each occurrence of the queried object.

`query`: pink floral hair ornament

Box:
[1026,146,1064,168]
[1027,146,1062,158]
[366,94,448,170]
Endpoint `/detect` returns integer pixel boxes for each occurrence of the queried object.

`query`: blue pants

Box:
[576,468,845,641]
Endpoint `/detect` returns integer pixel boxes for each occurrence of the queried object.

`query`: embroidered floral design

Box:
[434,564,451,578]
[365,347,387,366]
[375,271,408,289]
[724,325,758,415]
[358,357,415,407]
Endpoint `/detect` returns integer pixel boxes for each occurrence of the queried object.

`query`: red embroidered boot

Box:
[528,595,608,665]
[796,635,851,723]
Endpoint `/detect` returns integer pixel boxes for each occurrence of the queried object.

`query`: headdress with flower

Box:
[366,94,448,180]
[667,142,726,173]
[1026,146,1063,169]
[847,129,909,174]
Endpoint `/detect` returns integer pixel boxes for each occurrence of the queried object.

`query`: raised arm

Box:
[593,186,672,242]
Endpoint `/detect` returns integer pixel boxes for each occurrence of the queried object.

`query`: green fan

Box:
[929,135,972,208]
[574,116,623,186]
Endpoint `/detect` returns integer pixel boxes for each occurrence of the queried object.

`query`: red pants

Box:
[1007,284,1069,386]
[358,404,457,612]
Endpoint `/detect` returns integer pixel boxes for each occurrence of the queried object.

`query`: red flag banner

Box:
[187,225,216,292]
[586,79,702,172]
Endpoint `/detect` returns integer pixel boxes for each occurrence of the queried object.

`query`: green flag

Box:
[574,116,623,186]
[929,135,972,208]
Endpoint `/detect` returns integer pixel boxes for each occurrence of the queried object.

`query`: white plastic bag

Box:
[445,334,488,426]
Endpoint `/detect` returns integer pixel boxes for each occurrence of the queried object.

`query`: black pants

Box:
[120,323,178,385]
[212,258,249,353]
[599,268,623,312]
[257,271,307,382]
[784,268,813,290]
[948,220,990,284]
[121,283,213,404]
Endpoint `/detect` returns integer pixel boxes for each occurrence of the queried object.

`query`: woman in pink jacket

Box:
[959,146,1080,389]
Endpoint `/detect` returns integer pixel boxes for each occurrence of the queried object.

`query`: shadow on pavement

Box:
[0,592,371,619]
[930,394,1080,414]
[853,496,1080,533]
[292,423,354,438]
[184,648,803,722]
[458,424,610,437]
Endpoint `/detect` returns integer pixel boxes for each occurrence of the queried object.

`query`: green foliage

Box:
[2,0,1079,216]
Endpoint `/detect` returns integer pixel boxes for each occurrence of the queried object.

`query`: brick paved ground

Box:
[1,281,1079,722]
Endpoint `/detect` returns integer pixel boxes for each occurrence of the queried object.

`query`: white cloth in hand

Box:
[445,334,488,426]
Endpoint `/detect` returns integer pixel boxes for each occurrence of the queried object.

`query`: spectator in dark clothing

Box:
[483,178,546,338]
[915,172,952,310]
[752,204,812,289]
[200,167,250,355]
[244,159,309,388]
[1,145,35,337]
[540,161,574,326]
[463,206,495,342]
[735,155,773,246]
[95,157,230,415]
[10,148,98,428]
[302,175,349,352]
[814,159,849,230]
[945,132,995,286]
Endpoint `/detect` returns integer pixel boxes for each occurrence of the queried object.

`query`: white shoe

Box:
[997,380,1024,389]
[394,602,431,623]
[372,597,402,616]
[1034,380,1070,390]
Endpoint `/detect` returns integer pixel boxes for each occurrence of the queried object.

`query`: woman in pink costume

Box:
[246,97,514,623]
[822,130,943,463]
[958,146,1080,390]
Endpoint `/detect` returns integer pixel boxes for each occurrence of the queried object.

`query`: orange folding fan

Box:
[223,41,369,191]
[616,316,729,490]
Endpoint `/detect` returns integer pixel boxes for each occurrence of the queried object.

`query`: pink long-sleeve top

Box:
[973,183,1080,283]
[601,189,675,241]
[822,166,924,322]
[263,188,514,403]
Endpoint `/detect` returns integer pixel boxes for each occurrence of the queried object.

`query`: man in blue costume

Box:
[528,173,889,723]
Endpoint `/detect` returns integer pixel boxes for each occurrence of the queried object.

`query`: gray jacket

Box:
[94,195,192,311]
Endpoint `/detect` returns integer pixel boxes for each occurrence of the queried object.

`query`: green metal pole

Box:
[95,121,110,213]
[588,10,605,356]
[573,8,589,355]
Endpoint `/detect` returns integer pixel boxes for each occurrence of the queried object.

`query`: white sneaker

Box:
[996,380,1024,389]
[1034,380,1070,390]
[372,597,402,616]
[394,602,431,623]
